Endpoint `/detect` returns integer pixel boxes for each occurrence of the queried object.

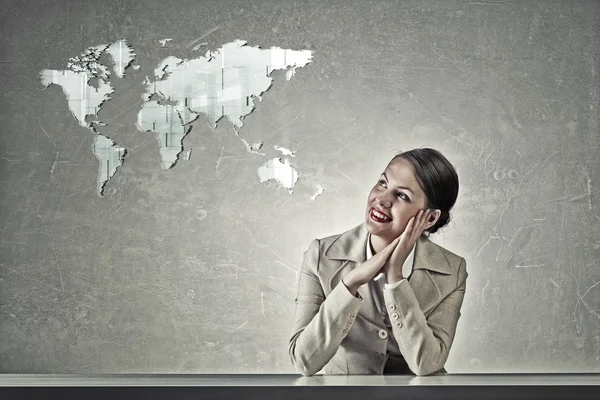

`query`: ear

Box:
[425,209,441,230]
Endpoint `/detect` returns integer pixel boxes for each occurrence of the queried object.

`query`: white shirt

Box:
[366,233,415,287]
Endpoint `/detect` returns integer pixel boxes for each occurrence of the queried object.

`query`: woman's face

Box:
[365,157,428,243]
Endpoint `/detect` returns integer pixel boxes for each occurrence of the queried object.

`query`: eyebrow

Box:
[381,172,414,194]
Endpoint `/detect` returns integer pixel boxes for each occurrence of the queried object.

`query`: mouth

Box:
[370,207,392,223]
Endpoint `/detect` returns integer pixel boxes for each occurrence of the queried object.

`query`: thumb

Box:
[384,236,401,252]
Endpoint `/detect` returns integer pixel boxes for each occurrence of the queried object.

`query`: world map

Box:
[40,39,314,197]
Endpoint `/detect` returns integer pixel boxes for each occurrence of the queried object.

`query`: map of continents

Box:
[40,39,313,196]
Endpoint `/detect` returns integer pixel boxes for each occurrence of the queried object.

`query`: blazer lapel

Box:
[323,223,384,319]
[413,234,453,275]
[408,235,453,314]
[322,222,368,266]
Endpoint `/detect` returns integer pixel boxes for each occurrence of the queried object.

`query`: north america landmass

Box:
[40,39,322,199]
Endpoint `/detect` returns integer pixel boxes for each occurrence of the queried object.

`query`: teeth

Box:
[373,209,391,221]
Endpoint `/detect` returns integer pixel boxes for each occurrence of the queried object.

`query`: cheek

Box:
[394,217,409,230]
[367,188,377,201]
[392,209,414,227]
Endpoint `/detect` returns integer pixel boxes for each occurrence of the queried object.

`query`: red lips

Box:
[371,207,392,222]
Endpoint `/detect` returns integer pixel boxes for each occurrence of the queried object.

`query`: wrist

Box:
[342,274,361,295]
[386,272,404,284]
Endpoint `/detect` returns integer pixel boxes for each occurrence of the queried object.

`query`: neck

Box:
[369,233,390,255]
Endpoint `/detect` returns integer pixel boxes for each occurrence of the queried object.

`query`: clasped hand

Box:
[343,209,435,295]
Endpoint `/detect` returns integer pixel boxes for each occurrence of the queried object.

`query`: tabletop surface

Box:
[1,373,599,386]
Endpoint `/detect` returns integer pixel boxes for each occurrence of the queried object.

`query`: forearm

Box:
[383,275,466,376]
[384,281,446,375]
[289,280,362,376]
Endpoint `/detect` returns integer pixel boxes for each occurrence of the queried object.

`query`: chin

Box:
[364,217,386,236]
[364,211,375,232]
[365,223,376,234]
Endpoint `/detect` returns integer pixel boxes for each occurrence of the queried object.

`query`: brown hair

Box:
[391,147,459,235]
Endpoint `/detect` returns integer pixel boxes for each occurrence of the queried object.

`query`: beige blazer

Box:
[288,222,467,376]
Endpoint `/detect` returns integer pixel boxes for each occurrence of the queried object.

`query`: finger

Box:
[423,209,432,223]
[405,210,425,242]
[414,210,429,237]
[422,209,433,229]
[415,209,427,229]
[366,242,400,279]
[380,237,401,258]
[373,238,401,264]
[423,209,431,223]
[404,214,416,236]
[387,236,402,249]
[403,212,421,240]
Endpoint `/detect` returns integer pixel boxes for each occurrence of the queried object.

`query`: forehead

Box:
[383,157,424,195]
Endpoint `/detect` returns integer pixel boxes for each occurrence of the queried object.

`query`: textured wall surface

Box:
[0,0,599,373]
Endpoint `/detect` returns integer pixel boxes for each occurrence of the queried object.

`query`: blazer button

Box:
[342,328,349,335]
[378,329,388,339]
[350,314,356,319]
[388,304,396,311]
[395,321,403,328]
[390,312,399,320]
[347,320,353,327]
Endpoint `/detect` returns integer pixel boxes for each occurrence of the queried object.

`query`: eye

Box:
[378,179,386,187]
[397,192,410,201]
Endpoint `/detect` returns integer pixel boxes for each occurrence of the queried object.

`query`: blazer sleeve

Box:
[288,238,363,376]
[383,257,468,376]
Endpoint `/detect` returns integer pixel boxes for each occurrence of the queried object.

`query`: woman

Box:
[288,147,467,376]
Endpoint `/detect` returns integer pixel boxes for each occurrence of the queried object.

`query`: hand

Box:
[383,209,435,284]
[342,236,401,295]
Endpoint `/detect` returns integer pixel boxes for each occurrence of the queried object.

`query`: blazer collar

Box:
[322,222,452,275]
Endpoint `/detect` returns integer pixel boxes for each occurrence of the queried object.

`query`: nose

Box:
[375,192,393,209]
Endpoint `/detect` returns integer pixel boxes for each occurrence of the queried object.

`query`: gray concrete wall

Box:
[0,0,599,373]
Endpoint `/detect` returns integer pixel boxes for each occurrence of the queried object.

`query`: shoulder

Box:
[318,230,344,247]
[303,231,349,262]
[302,223,365,275]
[303,231,343,255]
[303,228,348,257]
[429,239,463,265]
[424,236,468,280]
